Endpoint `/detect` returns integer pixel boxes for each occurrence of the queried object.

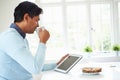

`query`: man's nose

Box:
[36,22,39,27]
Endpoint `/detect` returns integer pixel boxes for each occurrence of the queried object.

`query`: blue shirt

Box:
[0,23,56,80]
[10,23,26,38]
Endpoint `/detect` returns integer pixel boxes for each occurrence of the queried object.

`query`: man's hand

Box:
[38,28,50,44]
[57,54,69,65]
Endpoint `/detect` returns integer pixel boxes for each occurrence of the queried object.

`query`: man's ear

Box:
[23,13,29,22]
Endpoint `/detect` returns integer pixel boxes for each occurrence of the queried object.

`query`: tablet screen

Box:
[57,56,79,70]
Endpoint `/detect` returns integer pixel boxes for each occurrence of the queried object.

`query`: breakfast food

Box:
[82,67,102,73]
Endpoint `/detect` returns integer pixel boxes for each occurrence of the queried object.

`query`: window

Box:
[25,0,120,60]
[40,0,61,3]
[66,5,88,52]
[91,4,111,52]
[21,0,35,2]
[40,6,65,59]
[118,2,120,42]
[66,0,86,2]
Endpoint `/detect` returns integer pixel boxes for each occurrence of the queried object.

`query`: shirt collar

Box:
[10,23,26,38]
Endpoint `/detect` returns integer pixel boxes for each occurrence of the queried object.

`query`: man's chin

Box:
[27,31,34,34]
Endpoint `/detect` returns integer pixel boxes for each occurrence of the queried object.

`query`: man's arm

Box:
[1,29,49,74]
[42,54,69,71]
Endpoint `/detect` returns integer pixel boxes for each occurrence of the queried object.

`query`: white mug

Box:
[36,26,45,36]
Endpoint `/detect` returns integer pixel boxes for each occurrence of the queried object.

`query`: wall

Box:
[0,0,20,32]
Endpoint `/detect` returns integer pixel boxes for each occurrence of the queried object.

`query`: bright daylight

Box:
[0,0,120,80]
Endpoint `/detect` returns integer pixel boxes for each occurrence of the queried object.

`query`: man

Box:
[0,1,68,80]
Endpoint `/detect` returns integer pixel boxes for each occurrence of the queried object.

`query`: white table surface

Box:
[41,61,120,80]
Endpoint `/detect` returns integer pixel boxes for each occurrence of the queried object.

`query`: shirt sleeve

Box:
[42,63,57,71]
[1,31,46,74]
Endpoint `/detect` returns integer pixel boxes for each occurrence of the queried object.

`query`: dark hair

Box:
[14,1,43,22]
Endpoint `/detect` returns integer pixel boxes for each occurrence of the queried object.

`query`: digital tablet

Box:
[54,54,83,73]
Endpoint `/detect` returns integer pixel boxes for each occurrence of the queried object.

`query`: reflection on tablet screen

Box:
[57,56,79,70]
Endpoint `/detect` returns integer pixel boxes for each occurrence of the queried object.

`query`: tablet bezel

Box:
[54,54,83,73]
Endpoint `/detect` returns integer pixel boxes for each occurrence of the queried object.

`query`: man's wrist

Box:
[40,40,46,44]
[39,42,46,46]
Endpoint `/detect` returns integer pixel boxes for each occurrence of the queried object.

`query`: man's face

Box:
[26,15,40,33]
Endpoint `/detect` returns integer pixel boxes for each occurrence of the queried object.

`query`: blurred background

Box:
[0,0,120,60]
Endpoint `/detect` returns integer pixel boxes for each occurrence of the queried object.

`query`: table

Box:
[41,61,120,80]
